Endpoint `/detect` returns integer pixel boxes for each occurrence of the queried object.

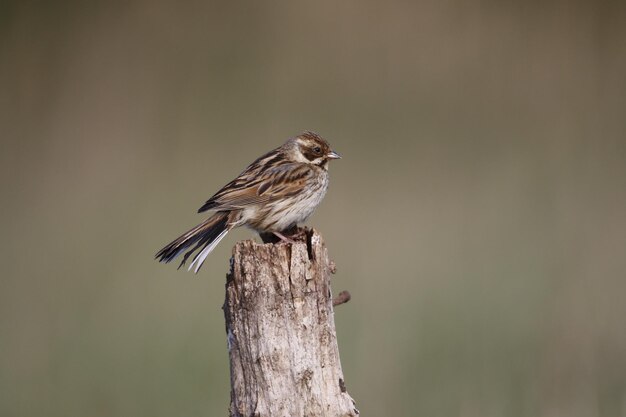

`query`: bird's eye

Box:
[313,146,322,154]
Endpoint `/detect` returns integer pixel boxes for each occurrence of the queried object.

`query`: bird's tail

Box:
[155,211,231,273]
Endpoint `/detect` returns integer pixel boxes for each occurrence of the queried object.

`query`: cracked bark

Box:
[223,229,359,417]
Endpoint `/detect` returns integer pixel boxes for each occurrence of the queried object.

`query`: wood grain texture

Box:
[224,229,359,417]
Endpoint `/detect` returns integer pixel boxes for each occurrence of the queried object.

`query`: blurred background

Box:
[2,1,626,416]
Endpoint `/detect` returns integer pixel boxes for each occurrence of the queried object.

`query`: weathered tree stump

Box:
[223,228,359,417]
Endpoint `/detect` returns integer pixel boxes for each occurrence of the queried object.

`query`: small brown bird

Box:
[155,131,341,272]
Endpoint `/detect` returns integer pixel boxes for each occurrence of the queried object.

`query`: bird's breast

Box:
[247,170,329,232]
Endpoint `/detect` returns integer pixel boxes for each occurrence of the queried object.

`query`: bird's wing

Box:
[198,162,312,212]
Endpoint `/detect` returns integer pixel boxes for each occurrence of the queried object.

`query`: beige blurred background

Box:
[2,1,626,416]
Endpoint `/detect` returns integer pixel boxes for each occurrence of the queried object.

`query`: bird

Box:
[155,131,341,273]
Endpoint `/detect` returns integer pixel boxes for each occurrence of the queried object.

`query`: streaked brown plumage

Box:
[155,131,341,273]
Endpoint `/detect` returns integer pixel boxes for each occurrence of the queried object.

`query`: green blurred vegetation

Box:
[1,1,625,416]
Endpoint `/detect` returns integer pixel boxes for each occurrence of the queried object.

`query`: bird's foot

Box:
[259,226,308,244]
[273,231,296,244]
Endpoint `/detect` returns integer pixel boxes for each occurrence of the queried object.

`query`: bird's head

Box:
[286,131,341,168]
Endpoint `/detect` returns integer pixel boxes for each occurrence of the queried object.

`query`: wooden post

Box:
[223,229,359,417]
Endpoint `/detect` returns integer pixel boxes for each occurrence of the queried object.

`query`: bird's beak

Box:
[328,150,342,159]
